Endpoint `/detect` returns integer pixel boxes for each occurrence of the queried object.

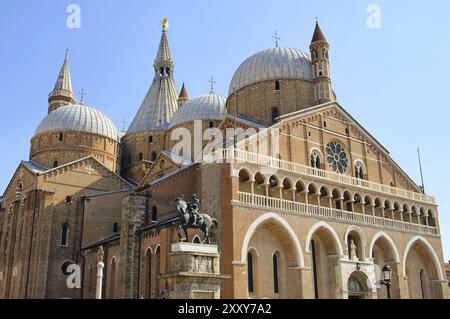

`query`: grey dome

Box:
[35,104,119,141]
[229,47,313,95]
[169,92,227,129]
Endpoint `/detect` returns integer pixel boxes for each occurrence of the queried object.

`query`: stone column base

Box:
[163,243,230,299]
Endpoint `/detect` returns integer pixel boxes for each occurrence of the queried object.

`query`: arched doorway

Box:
[242,214,304,299]
[370,232,400,299]
[307,223,343,299]
[404,237,443,299]
[347,271,369,299]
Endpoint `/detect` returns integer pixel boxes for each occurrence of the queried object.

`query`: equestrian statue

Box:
[175,195,218,244]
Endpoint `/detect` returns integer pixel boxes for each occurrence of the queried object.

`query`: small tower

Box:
[48,51,76,113]
[310,21,333,105]
[178,82,189,107]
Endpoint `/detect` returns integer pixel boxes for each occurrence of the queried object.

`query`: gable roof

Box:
[139,150,194,187]
[41,156,136,188]
[246,102,422,192]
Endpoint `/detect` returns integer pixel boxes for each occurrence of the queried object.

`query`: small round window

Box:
[326,142,349,174]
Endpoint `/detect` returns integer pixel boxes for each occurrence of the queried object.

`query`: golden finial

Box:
[162,18,169,31]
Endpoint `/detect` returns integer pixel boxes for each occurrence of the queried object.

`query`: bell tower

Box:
[310,21,333,105]
[48,50,76,113]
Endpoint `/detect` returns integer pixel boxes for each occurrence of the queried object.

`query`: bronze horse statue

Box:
[175,197,217,244]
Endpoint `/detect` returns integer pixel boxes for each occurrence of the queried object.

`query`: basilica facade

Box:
[0,19,449,299]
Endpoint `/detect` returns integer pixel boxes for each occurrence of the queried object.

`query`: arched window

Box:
[151,207,158,222]
[145,250,152,299]
[53,160,59,168]
[193,236,201,244]
[149,136,153,144]
[310,150,322,169]
[58,133,63,142]
[273,254,279,294]
[275,81,280,91]
[419,269,426,299]
[166,68,170,77]
[138,153,143,161]
[271,107,279,123]
[110,258,117,299]
[155,246,161,298]
[311,239,319,299]
[247,252,254,294]
[151,152,157,162]
[209,121,214,128]
[113,223,119,233]
[159,67,164,76]
[354,162,365,179]
[60,224,69,247]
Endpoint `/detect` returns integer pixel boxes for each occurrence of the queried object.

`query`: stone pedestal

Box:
[164,242,229,299]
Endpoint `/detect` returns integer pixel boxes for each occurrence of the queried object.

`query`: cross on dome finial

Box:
[273,30,280,48]
[209,75,216,94]
[121,118,128,133]
[79,88,87,104]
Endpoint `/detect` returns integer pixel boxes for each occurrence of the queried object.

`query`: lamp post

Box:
[381,264,392,299]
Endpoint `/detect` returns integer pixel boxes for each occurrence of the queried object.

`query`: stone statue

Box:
[350,239,358,261]
[97,245,104,263]
[175,196,218,244]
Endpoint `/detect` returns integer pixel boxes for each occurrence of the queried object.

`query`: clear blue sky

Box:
[1,0,449,260]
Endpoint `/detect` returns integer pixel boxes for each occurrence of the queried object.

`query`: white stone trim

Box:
[369,231,400,263]
[402,235,444,280]
[305,221,344,256]
[171,242,218,254]
[240,212,305,268]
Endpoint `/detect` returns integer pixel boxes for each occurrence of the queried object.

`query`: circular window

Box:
[326,142,349,174]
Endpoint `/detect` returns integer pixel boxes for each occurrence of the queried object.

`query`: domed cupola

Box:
[227,24,333,124]
[34,104,118,141]
[169,91,227,129]
[30,103,120,172]
[229,47,313,95]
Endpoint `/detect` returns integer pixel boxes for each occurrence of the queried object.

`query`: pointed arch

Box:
[240,213,304,268]
[402,236,444,280]
[305,221,344,256]
[369,231,400,263]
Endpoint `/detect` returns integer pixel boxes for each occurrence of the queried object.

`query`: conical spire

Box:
[48,50,76,113]
[54,50,73,92]
[179,82,188,99]
[127,19,179,133]
[311,21,327,43]
[154,18,174,70]
[178,82,189,107]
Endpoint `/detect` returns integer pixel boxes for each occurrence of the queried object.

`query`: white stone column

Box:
[303,190,309,205]
[96,261,105,299]
[327,195,333,208]
[291,189,296,202]
[316,193,321,208]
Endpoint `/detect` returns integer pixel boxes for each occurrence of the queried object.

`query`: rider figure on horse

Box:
[189,194,201,227]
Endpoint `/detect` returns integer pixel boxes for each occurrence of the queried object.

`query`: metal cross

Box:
[121,118,128,132]
[209,75,216,93]
[79,88,87,103]
[65,47,70,58]
[273,31,281,48]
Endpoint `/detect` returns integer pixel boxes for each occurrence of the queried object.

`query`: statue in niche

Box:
[349,239,359,261]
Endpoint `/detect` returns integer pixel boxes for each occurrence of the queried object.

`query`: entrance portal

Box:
[347,272,369,299]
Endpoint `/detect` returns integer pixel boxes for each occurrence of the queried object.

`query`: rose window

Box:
[326,142,348,174]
